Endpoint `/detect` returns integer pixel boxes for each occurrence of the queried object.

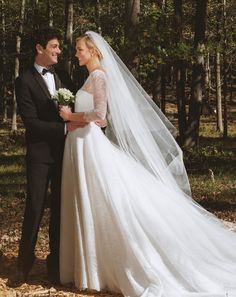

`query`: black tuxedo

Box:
[15,65,74,279]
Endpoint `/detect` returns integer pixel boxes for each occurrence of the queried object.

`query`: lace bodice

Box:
[75,69,107,122]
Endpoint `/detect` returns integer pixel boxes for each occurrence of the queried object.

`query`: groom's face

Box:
[36,38,61,66]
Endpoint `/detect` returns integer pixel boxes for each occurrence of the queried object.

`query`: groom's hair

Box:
[32,27,62,55]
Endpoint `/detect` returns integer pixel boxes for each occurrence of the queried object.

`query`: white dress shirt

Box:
[34,63,56,96]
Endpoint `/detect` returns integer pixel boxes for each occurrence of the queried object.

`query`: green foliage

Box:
[1,0,235,84]
[1,0,236,140]
[184,136,236,219]
[0,125,26,200]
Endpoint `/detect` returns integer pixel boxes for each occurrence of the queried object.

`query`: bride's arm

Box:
[60,71,107,123]
[59,107,86,122]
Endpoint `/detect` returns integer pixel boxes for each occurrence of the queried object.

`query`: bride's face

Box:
[75,39,93,66]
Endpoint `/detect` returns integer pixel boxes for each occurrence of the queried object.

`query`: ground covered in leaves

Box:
[0,116,236,296]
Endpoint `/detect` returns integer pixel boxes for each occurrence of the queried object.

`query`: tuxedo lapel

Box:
[53,72,62,109]
[54,72,62,90]
[31,67,51,99]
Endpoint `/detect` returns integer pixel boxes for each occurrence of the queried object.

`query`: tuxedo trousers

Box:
[18,159,62,275]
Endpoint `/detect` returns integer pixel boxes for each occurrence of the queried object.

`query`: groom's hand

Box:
[66,121,88,132]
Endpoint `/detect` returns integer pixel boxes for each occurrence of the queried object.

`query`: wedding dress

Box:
[60,69,236,297]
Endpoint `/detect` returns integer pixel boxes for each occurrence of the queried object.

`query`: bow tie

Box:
[42,67,55,75]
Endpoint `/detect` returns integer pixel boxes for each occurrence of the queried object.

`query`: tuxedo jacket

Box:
[15,66,74,164]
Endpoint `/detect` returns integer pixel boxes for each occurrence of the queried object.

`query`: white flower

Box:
[52,88,75,105]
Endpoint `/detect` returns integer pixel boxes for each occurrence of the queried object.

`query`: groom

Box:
[15,27,86,284]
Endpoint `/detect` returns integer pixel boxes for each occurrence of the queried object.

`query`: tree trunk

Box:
[48,0,53,27]
[152,67,162,107]
[201,52,213,115]
[156,0,166,9]
[214,1,224,135]
[125,0,140,75]
[32,0,38,29]
[183,0,207,147]
[0,0,7,122]
[215,51,223,134]
[205,52,211,104]
[154,1,168,113]
[12,0,25,131]
[173,0,187,141]
[161,65,166,114]
[94,0,102,34]
[229,64,233,104]
[222,0,227,139]
[176,61,187,140]
[64,0,73,76]
[152,64,166,113]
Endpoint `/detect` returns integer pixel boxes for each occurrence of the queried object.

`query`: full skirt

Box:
[60,123,236,297]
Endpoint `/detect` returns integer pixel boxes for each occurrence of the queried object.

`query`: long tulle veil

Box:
[86,31,191,197]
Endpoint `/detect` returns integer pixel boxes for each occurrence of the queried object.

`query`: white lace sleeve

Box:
[84,70,107,122]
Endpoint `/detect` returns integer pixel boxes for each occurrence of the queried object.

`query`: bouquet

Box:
[52,88,75,106]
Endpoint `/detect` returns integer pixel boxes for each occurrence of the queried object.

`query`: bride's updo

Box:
[76,34,103,60]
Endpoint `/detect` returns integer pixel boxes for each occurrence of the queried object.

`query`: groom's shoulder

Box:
[16,66,34,83]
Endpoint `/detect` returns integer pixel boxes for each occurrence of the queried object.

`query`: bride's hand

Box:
[59,105,72,121]
[95,118,107,128]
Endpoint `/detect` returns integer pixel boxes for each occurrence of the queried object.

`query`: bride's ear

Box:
[89,48,94,57]
[90,48,96,57]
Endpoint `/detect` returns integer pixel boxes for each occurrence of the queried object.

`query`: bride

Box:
[59,31,236,297]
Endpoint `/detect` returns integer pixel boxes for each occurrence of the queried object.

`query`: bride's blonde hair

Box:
[76,34,103,60]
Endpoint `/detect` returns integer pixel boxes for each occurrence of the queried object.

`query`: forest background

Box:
[0,0,236,296]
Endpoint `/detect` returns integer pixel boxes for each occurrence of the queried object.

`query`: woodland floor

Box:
[0,101,236,296]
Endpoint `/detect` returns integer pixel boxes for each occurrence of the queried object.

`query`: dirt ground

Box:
[0,196,122,297]
[0,112,236,297]
[0,197,235,297]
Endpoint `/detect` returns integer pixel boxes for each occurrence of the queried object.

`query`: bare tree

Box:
[94,0,102,34]
[229,63,233,104]
[0,0,7,122]
[125,0,140,75]
[64,0,73,76]
[214,2,223,134]
[12,0,26,131]
[152,68,162,107]
[215,51,223,133]
[48,0,53,27]
[152,1,167,114]
[183,0,207,147]
[173,0,187,142]
[157,0,166,9]
[32,0,38,29]
[204,52,211,108]
[222,0,228,138]
[201,52,214,116]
